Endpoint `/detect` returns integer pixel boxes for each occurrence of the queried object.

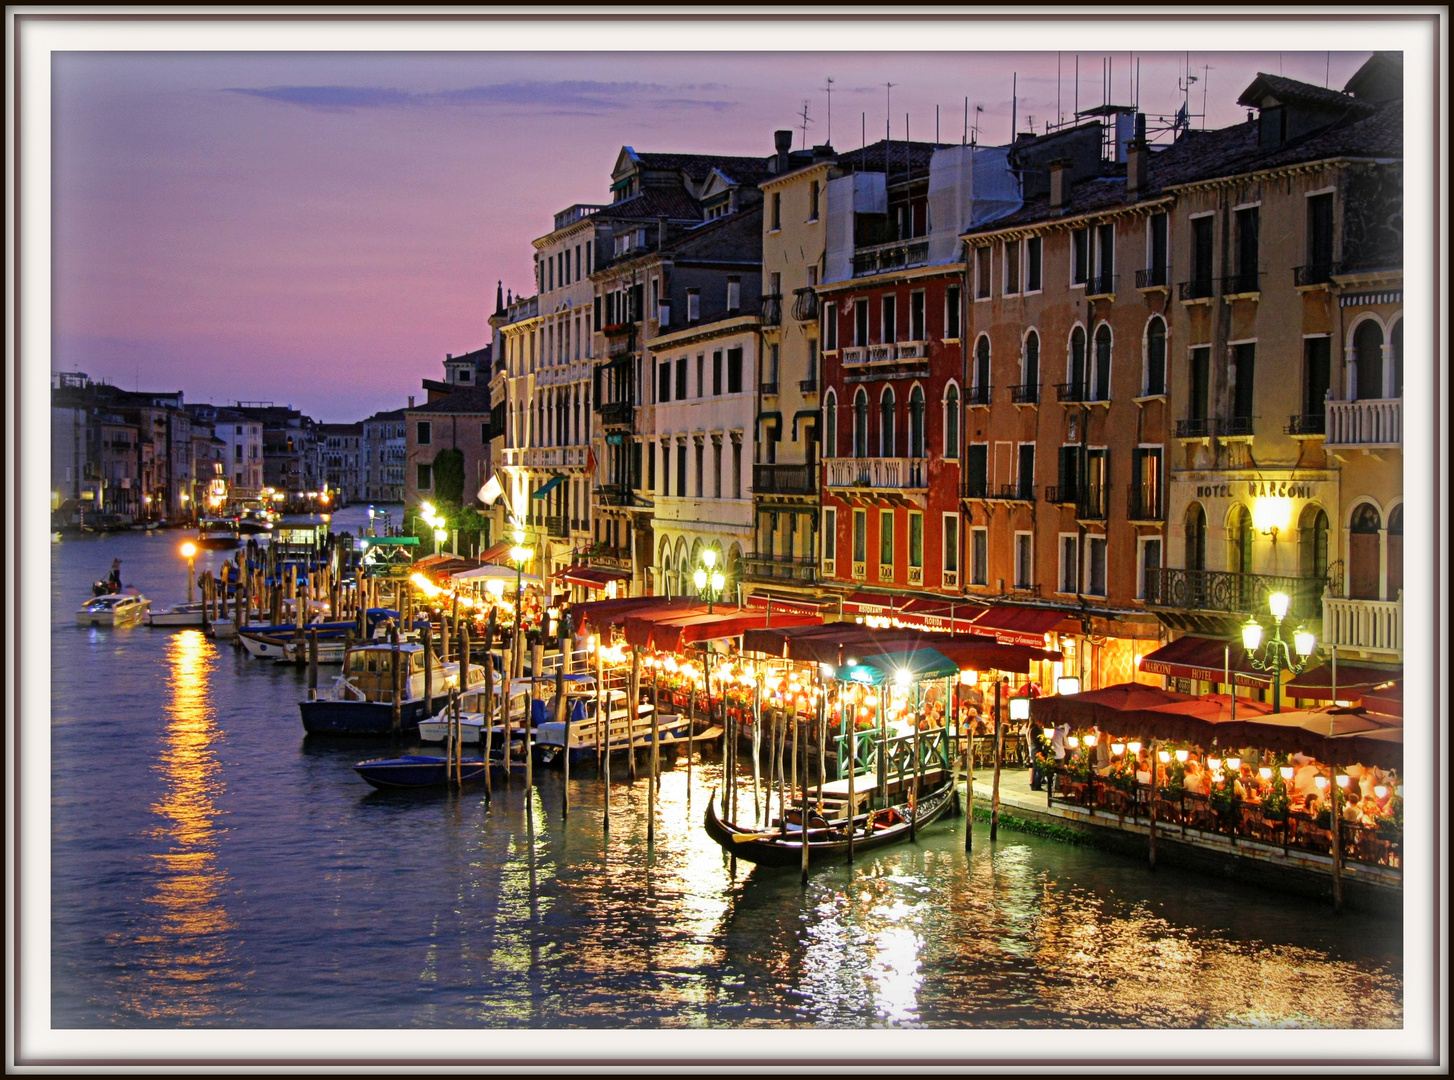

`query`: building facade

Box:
[361,408,407,504]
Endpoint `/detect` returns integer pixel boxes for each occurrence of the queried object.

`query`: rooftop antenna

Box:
[963,97,968,145]
[1057,52,1063,128]
[971,104,983,147]
[799,99,813,150]
[825,76,834,145]
[1011,72,1017,140]
[936,103,940,144]
[1075,54,1079,120]
[885,82,895,144]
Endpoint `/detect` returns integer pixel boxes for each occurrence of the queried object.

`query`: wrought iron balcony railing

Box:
[1136,266,1171,289]
[1085,272,1118,298]
[1179,278,1215,301]
[760,294,783,326]
[1145,568,1325,620]
[544,515,569,539]
[1286,413,1327,437]
[1217,416,1255,438]
[1221,270,1264,296]
[760,381,779,396]
[1294,263,1335,287]
[753,463,817,496]
[1044,484,1077,505]
[791,287,819,322]
[599,400,634,426]
[1010,383,1040,405]
[966,384,993,407]
[1175,417,1217,439]
[799,376,819,394]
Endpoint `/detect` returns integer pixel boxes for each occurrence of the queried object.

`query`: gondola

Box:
[702,776,957,869]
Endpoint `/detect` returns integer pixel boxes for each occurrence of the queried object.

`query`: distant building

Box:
[319,422,365,505]
[361,408,407,504]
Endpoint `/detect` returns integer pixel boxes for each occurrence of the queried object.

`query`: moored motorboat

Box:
[299,641,480,736]
[531,676,685,766]
[197,518,241,550]
[417,682,531,745]
[147,601,207,628]
[353,754,492,789]
[76,593,151,627]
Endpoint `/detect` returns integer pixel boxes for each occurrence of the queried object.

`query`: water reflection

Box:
[123,630,239,1021]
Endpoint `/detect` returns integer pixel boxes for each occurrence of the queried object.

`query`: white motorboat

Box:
[417,681,532,745]
[147,601,207,628]
[76,593,151,627]
[299,643,483,736]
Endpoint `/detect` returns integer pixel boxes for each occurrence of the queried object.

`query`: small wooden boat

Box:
[75,593,151,627]
[353,754,492,789]
[702,776,956,869]
[147,601,207,627]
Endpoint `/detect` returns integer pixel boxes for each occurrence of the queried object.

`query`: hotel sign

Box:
[1190,479,1329,501]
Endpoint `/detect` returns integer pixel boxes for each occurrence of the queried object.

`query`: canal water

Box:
[49,508,1403,1029]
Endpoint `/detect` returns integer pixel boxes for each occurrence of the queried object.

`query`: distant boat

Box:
[353,754,492,789]
[197,519,240,550]
[299,641,479,736]
[147,601,207,627]
[235,508,276,535]
[76,593,151,627]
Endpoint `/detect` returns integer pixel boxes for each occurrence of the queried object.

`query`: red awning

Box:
[740,622,1058,673]
[557,565,631,589]
[1138,635,1274,688]
[626,610,823,652]
[480,541,514,565]
[840,591,981,633]
[1359,681,1403,718]
[968,604,1072,647]
[1284,661,1401,701]
[572,596,701,634]
[744,592,836,617]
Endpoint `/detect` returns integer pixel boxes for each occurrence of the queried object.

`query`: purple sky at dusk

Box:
[52,49,1373,423]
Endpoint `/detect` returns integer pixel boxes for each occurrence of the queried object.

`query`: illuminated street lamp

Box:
[180,541,197,603]
[692,547,726,614]
[1241,590,1316,713]
[509,529,533,673]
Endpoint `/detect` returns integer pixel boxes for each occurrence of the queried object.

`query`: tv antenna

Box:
[798,99,813,150]
[824,76,834,145]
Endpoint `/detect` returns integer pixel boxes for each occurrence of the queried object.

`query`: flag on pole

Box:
[585,445,597,479]
[477,475,504,505]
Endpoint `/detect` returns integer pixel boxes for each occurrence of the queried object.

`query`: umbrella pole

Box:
[964,691,975,852]
[1148,738,1158,870]
[1329,761,1343,912]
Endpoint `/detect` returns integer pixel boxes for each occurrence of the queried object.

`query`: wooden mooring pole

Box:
[990,677,1004,841]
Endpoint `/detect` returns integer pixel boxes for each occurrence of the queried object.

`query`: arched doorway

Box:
[1299,505,1329,617]
[1228,503,1254,610]
[1353,320,1384,401]
[1348,503,1381,599]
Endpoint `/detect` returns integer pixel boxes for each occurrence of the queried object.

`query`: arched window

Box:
[879,386,897,458]
[674,537,690,595]
[1353,320,1384,401]
[972,336,991,404]
[1390,319,1403,397]
[727,542,744,595]
[658,537,674,595]
[1185,503,1207,572]
[1145,317,1167,396]
[1069,325,1087,396]
[1348,503,1382,599]
[852,388,869,458]
[1092,324,1113,401]
[1229,503,1254,573]
[1022,331,1040,402]
[943,383,960,460]
[824,390,838,457]
[1299,505,1329,584]
[908,384,926,458]
[1387,503,1403,597]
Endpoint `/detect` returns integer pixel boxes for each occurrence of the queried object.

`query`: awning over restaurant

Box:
[557,565,631,590]
[837,647,960,685]
[968,603,1071,647]
[571,596,701,634]
[1138,635,1274,688]
[741,622,1058,674]
[1359,681,1403,718]
[479,541,514,565]
[452,563,542,585]
[1284,661,1402,701]
[841,591,981,634]
[744,591,836,617]
[624,609,822,652]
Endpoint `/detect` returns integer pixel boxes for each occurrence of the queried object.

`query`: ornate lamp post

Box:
[180,541,198,603]
[692,547,726,614]
[1241,590,1316,713]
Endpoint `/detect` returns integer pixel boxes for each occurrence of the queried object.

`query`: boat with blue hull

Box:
[353,754,492,789]
[299,641,477,736]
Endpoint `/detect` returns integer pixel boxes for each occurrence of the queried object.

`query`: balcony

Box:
[792,287,819,322]
[966,384,993,407]
[1285,414,1326,438]
[1076,490,1108,521]
[1325,398,1401,449]
[1085,272,1118,299]
[852,239,930,278]
[799,376,819,394]
[742,554,818,585]
[841,346,868,366]
[1323,595,1401,655]
[760,381,780,396]
[1126,484,1164,522]
[1145,568,1325,620]
[894,341,927,360]
[1221,270,1263,297]
[1136,266,1171,290]
[760,294,783,326]
[866,344,896,364]
[1217,416,1255,439]
[522,446,589,469]
[606,336,635,361]
[980,483,1035,502]
[1010,383,1040,405]
[1175,417,1217,440]
[825,456,927,491]
[599,400,634,427]
[1294,263,1335,288]
[1179,278,1215,302]
[1056,382,1089,404]
[753,463,817,496]
[594,484,635,508]
[544,515,569,539]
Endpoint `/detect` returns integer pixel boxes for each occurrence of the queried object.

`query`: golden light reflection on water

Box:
[120,630,239,1021]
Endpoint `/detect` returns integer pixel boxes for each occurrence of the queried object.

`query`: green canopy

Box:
[834,646,959,686]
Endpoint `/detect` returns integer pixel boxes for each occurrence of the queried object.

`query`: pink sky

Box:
[51,49,1373,422]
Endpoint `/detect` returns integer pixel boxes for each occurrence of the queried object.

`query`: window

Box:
[1092,325,1112,401]
[234,445,243,461]
[1391,320,1403,397]
[676,441,687,497]
[481,422,489,445]
[1191,215,1214,295]
[944,286,961,339]
[675,355,688,400]
[879,387,896,457]
[1059,535,1079,593]
[696,354,705,397]
[767,343,780,385]
[1307,192,1334,275]
[970,527,988,585]
[1085,448,1108,517]
[770,192,783,230]
[943,385,960,460]
[852,509,866,564]
[659,441,670,495]
[944,515,960,582]
[1234,206,1260,292]
[808,337,820,385]
[417,463,432,489]
[964,443,988,498]
[1017,443,1035,500]
[1004,240,1020,294]
[879,509,894,568]
[695,439,704,497]
[881,295,897,344]
[687,290,700,322]
[1071,227,1089,285]
[593,295,602,331]
[712,437,722,497]
[824,390,838,456]
[1068,325,1087,395]
[727,347,743,393]
[1189,346,1210,420]
[575,244,582,281]
[1022,331,1040,400]
[1138,537,1163,601]
[648,441,657,491]
[908,512,923,570]
[1148,212,1169,285]
[1057,444,1083,504]
[808,180,821,221]
[1145,318,1167,395]
[1026,236,1042,292]
[731,437,742,498]
[1094,222,1115,293]
[972,336,991,403]
[853,389,869,457]
[975,247,992,298]
[824,507,836,563]
[1232,342,1256,420]
[824,302,838,351]
[1085,536,1107,596]
[908,385,925,458]
[1131,446,1163,519]
[416,420,432,446]
[713,350,723,395]
[727,277,741,312]
[854,299,869,346]
[909,291,925,340]
[1014,532,1033,589]
[1352,321,1383,400]
[658,360,672,404]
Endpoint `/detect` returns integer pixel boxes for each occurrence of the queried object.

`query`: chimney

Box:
[1125,138,1149,201]
[774,129,792,173]
[1048,159,1072,211]
[408,396,415,409]
[658,215,669,248]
